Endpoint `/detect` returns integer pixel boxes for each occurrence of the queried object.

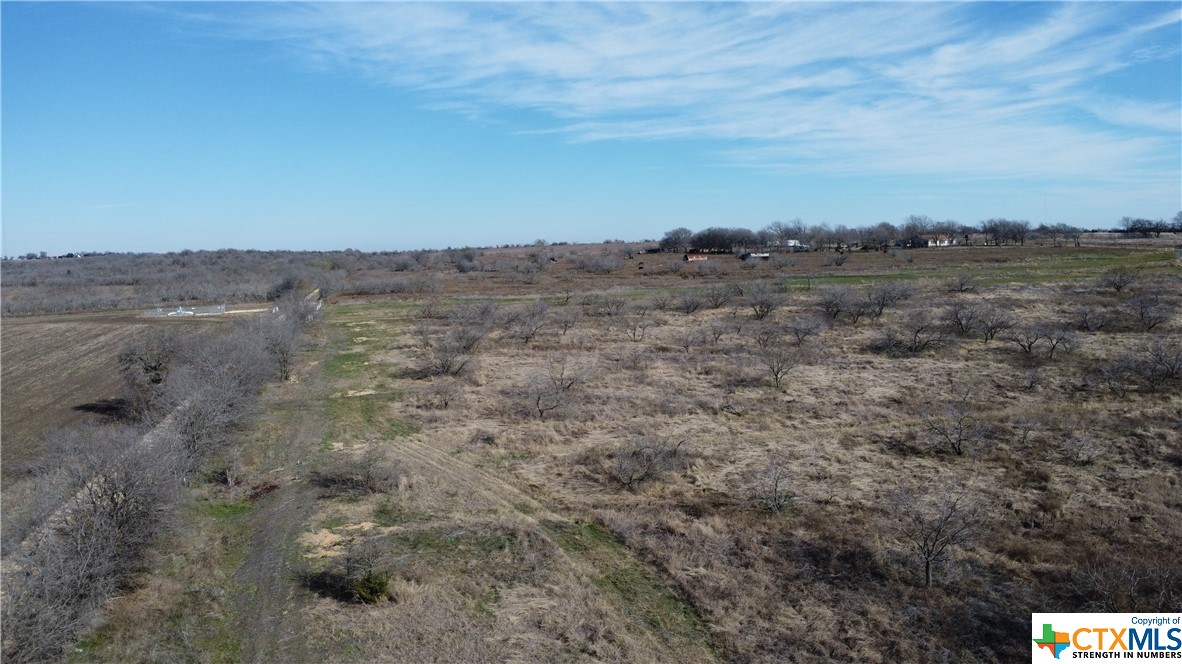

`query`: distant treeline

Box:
[0,249,452,315]
[658,213,1182,254]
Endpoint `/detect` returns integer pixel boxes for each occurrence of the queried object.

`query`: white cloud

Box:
[208,2,1179,185]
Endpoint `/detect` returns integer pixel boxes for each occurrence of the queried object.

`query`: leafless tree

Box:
[1073,558,1182,613]
[945,300,983,337]
[1009,323,1075,359]
[975,306,1015,342]
[606,437,687,491]
[1125,294,1173,331]
[1012,413,1045,445]
[873,312,948,355]
[1098,268,1137,293]
[677,327,708,354]
[1145,335,1182,383]
[921,381,986,456]
[747,282,784,320]
[817,287,858,322]
[1075,305,1113,332]
[1098,335,1182,394]
[505,299,550,344]
[945,273,978,293]
[704,284,738,309]
[862,282,916,319]
[706,320,730,344]
[750,463,795,514]
[755,342,807,389]
[616,315,659,342]
[3,426,181,663]
[1043,324,1076,360]
[118,329,182,419]
[518,356,591,420]
[417,378,464,410]
[784,316,826,345]
[892,486,982,588]
[423,303,496,376]
[1008,324,1047,356]
[678,291,704,315]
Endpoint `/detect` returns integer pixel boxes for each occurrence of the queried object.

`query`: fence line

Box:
[144,304,226,317]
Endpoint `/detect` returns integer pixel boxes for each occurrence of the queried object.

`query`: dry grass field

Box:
[6,242,1179,662]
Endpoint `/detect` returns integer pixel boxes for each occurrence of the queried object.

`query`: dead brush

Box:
[296,537,394,604]
[599,436,689,491]
[308,449,403,499]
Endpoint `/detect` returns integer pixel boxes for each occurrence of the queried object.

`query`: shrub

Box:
[298,539,392,604]
[309,449,402,499]
[603,437,687,490]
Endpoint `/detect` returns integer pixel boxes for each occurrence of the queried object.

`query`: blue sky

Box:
[3,2,1179,255]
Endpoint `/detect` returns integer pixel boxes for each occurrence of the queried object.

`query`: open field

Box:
[0,310,259,479]
[3,242,1179,662]
[1,312,152,478]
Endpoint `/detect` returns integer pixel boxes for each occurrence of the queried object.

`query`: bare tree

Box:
[678,291,704,315]
[921,381,986,456]
[616,315,659,342]
[517,356,590,420]
[945,300,983,337]
[1043,324,1076,360]
[1098,268,1137,293]
[873,312,947,355]
[1145,335,1182,383]
[704,284,738,309]
[423,303,497,376]
[975,306,1015,342]
[1075,305,1113,332]
[606,437,687,491]
[505,299,550,344]
[817,287,856,322]
[747,282,784,320]
[677,327,708,354]
[1008,324,1047,356]
[555,310,580,337]
[118,329,182,419]
[784,316,826,345]
[892,486,982,588]
[945,273,978,293]
[1009,323,1075,359]
[3,426,181,663]
[754,342,807,389]
[1125,294,1173,332]
[862,282,915,319]
[750,463,795,514]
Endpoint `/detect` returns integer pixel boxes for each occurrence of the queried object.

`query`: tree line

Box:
[1,289,319,662]
[660,212,1182,253]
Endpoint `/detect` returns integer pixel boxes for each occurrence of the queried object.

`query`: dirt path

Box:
[229,388,329,662]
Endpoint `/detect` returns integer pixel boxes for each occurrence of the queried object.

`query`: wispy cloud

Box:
[203,2,1179,184]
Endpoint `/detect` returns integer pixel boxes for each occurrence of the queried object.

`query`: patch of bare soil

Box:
[1,318,150,476]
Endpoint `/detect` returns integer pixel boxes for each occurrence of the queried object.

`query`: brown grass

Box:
[23,242,1179,661]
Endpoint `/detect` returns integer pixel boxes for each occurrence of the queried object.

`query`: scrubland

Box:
[3,242,1179,662]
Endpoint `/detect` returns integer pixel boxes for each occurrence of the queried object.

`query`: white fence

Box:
[144,304,227,317]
